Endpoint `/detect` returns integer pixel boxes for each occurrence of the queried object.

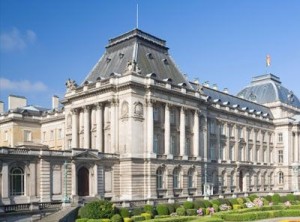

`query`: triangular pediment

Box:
[72,149,100,160]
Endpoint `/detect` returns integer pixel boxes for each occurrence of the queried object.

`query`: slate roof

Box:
[9,105,49,117]
[83,29,191,88]
[237,74,300,108]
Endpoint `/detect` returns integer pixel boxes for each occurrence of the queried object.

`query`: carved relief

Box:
[65,78,77,91]
[121,101,129,117]
[134,102,143,117]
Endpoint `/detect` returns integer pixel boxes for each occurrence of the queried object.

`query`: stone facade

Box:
[0,29,299,205]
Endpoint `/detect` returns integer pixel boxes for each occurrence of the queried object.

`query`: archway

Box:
[78,167,89,196]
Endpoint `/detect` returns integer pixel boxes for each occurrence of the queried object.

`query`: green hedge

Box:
[78,200,115,219]
[183,201,194,209]
[156,204,169,216]
[119,208,130,218]
[111,214,122,222]
[131,215,145,222]
[76,219,89,222]
[147,216,198,222]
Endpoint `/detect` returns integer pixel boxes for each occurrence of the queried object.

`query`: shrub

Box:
[76,219,89,222]
[144,205,155,215]
[281,209,300,217]
[156,204,169,215]
[249,194,258,202]
[236,197,244,205]
[123,218,132,222]
[176,207,186,216]
[210,199,221,206]
[154,215,170,219]
[100,219,111,222]
[132,207,144,216]
[186,209,197,216]
[264,195,272,202]
[111,214,122,222]
[78,200,115,219]
[183,201,194,209]
[165,204,175,214]
[131,215,145,222]
[212,204,219,212]
[228,198,238,206]
[280,195,288,203]
[119,208,130,218]
[194,199,206,209]
[262,198,269,206]
[272,193,281,204]
[232,204,242,210]
[140,213,151,220]
[203,199,213,208]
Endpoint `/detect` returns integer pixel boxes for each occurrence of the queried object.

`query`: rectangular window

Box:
[170,110,175,124]
[43,131,46,142]
[50,130,54,140]
[278,133,283,142]
[229,146,234,161]
[248,147,253,161]
[24,130,32,142]
[278,150,283,163]
[185,114,189,127]
[153,107,159,122]
[58,129,61,139]
[171,136,176,155]
[4,131,8,141]
[153,134,159,153]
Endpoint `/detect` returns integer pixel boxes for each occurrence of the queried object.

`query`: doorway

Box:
[78,167,89,196]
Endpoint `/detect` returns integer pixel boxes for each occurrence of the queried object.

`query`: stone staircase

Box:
[37,206,78,222]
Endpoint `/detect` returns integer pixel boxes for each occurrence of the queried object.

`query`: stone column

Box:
[29,162,36,199]
[294,132,299,162]
[253,130,257,163]
[164,103,171,158]
[71,161,77,197]
[40,159,51,202]
[234,124,239,161]
[1,162,9,198]
[71,109,79,148]
[193,110,200,159]
[203,115,208,161]
[180,107,187,159]
[83,106,91,149]
[147,99,154,154]
[226,123,230,162]
[216,120,221,161]
[266,132,270,163]
[110,100,116,153]
[94,164,98,197]
[96,103,103,152]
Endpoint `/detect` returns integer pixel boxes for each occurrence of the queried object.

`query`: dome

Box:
[237,74,300,108]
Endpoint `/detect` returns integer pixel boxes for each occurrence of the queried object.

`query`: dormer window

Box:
[119,53,124,59]
[146,53,153,59]
[106,57,111,63]
[162,58,169,65]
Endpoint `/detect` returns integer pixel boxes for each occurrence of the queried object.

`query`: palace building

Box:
[0,29,299,206]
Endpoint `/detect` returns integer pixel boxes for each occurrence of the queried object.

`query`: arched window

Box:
[156,168,164,189]
[188,168,195,188]
[278,171,284,184]
[173,168,181,189]
[10,167,24,196]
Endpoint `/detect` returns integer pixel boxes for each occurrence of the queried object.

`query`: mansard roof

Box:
[83,29,191,88]
[237,74,300,108]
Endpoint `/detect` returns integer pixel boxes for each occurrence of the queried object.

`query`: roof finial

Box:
[136,3,139,29]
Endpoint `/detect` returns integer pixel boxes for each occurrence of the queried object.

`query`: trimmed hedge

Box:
[131,215,145,222]
[186,209,197,216]
[123,218,132,222]
[146,216,198,222]
[132,207,144,216]
[183,201,194,209]
[110,214,122,222]
[78,200,115,219]
[76,219,89,222]
[156,204,169,216]
[272,193,281,204]
[119,208,130,218]
[141,213,151,220]
[176,207,186,216]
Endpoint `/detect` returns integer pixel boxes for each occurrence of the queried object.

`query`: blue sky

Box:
[1,0,300,110]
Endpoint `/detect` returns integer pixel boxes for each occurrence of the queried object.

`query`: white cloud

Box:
[0,78,47,92]
[0,28,37,52]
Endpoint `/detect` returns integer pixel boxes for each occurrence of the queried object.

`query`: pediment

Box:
[73,150,100,160]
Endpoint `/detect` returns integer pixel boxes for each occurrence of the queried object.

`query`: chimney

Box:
[8,95,27,110]
[52,95,59,109]
[0,101,4,113]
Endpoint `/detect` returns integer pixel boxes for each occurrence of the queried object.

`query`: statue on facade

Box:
[65,78,77,91]
[125,60,141,74]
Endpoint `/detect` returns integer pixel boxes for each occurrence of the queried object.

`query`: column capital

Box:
[95,102,103,109]
[71,108,79,114]
[109,98,119,106]
[83,105,92,111]
[146,98,157,107]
